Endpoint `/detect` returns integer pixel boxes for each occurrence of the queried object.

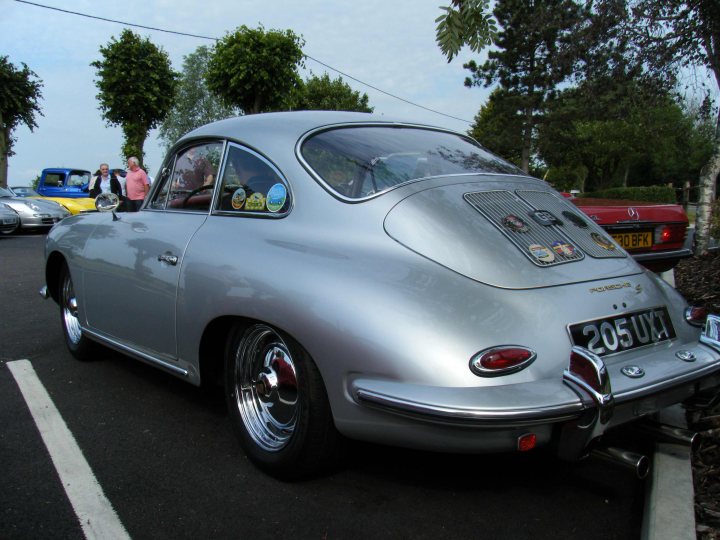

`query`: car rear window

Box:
[300,126,523,200]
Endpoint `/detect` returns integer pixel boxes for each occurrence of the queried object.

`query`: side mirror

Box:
[95,193,120,213]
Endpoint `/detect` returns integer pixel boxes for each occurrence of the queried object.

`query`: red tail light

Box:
[656,223,687,245]
[470,346,536,377]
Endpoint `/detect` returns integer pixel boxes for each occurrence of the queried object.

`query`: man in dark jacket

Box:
[89,163,124,207]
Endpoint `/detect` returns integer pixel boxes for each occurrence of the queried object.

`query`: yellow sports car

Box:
[10,187,97,214]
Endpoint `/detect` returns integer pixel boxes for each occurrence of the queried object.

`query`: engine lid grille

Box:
[464,190,626,267]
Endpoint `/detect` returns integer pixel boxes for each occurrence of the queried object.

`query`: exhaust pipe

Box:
[590,447,650,480]
[635,422,701,452]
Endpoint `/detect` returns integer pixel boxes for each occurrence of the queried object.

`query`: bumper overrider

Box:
[352,314,720,460]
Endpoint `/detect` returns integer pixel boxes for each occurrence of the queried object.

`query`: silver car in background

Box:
[0,186,70,233]
[41,112,720,479]
[0,202,21,234]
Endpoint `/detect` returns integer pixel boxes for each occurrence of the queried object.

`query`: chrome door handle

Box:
[158,253,178,266]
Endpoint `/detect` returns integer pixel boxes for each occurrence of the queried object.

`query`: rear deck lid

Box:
[384,181,641,289]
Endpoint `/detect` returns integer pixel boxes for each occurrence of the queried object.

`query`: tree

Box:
[159,46,237,151]
[91,30,177,167]
[435,0,497,61]
[0,56,42,188]
[467,88,524,166]
[296,73,373,113]
[206,26,305,114]
[461,0,585,172]
[622,0,720,253]
[539,77,713,193]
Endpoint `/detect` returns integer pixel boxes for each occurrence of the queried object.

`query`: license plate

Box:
[569,307,676,356]
[611,231,652,250]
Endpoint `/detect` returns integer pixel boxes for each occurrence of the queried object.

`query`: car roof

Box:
[180,111,447,149]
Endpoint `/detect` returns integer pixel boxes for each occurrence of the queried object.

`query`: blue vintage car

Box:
[36,168,92,198]
[40,112,720,479]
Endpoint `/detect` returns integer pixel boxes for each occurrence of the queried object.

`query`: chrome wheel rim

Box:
[61,271,82,345]
[234,325,299,452]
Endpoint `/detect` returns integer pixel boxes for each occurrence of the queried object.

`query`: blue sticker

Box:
[266,183,287,213]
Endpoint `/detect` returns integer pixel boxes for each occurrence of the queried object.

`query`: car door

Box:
[81,141,225,361]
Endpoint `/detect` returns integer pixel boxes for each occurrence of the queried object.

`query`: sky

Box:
[2,0,492,184]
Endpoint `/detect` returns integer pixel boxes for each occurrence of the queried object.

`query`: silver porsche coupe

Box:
[41,111,720,478]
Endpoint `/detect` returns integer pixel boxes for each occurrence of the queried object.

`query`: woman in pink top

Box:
[125,156,149,212]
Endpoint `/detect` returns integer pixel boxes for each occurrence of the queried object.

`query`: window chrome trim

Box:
[145,139,227,214]
[295,121,531,204]
[210,141,293,219]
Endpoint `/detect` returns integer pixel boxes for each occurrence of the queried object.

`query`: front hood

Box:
[384,180,642,289]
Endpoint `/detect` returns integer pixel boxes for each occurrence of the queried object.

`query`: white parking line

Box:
[7,360,131,540]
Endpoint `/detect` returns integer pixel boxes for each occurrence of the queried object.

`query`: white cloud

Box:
[2,0,490,183]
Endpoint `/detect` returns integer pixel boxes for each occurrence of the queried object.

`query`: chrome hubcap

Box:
[234,326,298,451]
[62,272,82,345]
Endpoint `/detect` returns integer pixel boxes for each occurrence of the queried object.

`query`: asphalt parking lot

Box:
[1,233,646,539]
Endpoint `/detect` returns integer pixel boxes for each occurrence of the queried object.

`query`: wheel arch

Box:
[45,251,67,304]
[197,315,329,392]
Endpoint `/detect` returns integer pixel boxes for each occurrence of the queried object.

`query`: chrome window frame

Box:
[295,122,527,203]
[144,139,227,214]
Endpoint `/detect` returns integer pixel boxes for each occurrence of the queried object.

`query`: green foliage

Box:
[0,56,43,188]
[159,46,237,150]
[578,185,678,203]
[538,74,713,192]
[296,73,373,113]
[206,26,305,114]
[91,30,177,166]
[467,88,523,166]
[463,0,586,172]
[545,165,586,192]
[435,0,497,61]
[30,174,40,190]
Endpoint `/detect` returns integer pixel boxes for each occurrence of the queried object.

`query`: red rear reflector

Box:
[685,306,708,327]
[569,351,602,392]
[518,433,537,452]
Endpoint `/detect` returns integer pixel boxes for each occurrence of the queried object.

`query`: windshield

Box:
[11,187,39,196]
[67,171,91,187]
[300,126,524,200]
[0,187,14,198]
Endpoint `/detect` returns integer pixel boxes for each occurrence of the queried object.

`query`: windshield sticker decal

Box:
[246,192,266,211]
[231,187,246,210]
[266,183,287,213]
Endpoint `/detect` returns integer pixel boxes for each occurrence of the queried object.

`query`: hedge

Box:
[577,185,677,203]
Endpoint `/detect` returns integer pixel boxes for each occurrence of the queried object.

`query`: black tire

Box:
[224,323,342,479]
[59,262,97,361]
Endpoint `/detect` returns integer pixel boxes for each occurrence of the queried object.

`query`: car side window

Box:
[216,145,290,215]
[156,141,223,212]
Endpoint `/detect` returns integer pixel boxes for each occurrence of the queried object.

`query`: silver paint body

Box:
[43,112,720,454]
[0,187,70,230]
[0,202,21,232]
